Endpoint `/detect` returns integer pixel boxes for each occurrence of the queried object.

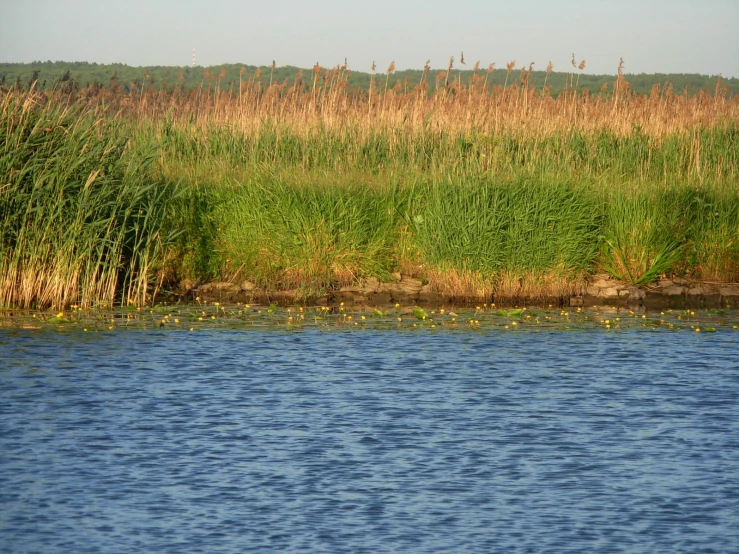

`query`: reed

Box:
[409,178,601,297]
[208,172,401,295]
[0,89,180,309]
[1,56,738,306]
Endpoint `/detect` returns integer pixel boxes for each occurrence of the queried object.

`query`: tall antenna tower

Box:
[192,48,196,68]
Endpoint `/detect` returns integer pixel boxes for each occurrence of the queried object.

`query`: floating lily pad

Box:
[412,306,428,320]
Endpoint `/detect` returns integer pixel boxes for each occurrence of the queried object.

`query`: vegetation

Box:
[1,59,737,309]
[0,92,181,308]
[2,59,739,97]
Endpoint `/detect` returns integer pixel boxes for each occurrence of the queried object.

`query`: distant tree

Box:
[28,70,40,90]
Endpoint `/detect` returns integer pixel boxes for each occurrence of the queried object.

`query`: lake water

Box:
[1,324,738,553]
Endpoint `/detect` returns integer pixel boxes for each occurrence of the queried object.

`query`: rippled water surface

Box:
[1,326,738,553]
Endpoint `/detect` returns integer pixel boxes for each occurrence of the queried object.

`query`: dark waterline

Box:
[1,328,738,553]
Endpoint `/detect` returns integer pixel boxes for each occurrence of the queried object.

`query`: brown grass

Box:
[19,58,737,142]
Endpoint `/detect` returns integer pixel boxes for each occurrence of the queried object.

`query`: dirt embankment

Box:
[175,274,739,310]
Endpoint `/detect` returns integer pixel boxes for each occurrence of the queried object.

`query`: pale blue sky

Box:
[1,0,737,77]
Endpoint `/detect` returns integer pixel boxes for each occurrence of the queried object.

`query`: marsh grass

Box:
[2,65,738,307]
[599,185,739,285]
[210,173,401,295]
[410,178,601,297]
[678,188,739,282]
[0,91,180,309]
[599,189,684,285]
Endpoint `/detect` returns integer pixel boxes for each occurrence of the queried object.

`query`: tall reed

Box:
[0,90,180,309]
[2,57,738,305]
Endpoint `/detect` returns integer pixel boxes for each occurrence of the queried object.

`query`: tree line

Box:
[1,60,736,97]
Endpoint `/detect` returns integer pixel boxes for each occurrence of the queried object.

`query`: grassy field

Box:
[1,68,738,308]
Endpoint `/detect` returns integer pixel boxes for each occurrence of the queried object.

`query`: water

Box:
[1,327,738,553]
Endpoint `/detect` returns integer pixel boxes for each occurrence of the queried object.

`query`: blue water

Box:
[1,328,738,553]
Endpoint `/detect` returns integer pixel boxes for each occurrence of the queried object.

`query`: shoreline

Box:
[181,274,739,311]
[3,89,738,312]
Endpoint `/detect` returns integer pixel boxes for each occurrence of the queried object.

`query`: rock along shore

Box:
[175,274,739,310]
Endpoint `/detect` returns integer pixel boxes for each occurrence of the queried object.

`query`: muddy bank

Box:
[172,274,739,310]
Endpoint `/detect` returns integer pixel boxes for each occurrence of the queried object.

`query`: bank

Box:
[183,273,739,311]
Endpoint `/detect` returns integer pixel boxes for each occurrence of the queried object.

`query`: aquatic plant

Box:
[1,54,737,306]
[0,90,180,309]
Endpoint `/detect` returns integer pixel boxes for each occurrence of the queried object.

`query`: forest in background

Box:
[1,60,738,97]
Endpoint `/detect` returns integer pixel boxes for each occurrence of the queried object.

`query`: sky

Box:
[1,0,737,77]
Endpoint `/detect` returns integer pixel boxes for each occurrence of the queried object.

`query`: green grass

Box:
[156,121,739,185]
[410,178,601,283]
[208,172,402,295]
[0,93,181,309]
[2,92,738,307]
[600,185,739,285]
